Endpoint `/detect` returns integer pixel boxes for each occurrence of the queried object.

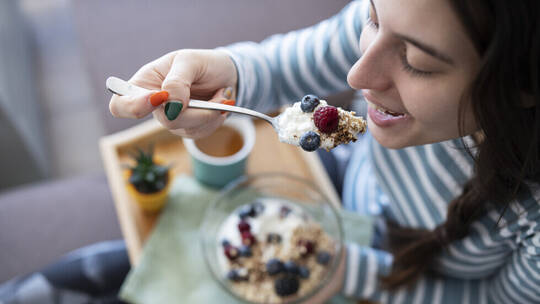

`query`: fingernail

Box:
[221,99,236,114]
[164,102,183,121]
[149,91,169,107]
[223,87,234,99]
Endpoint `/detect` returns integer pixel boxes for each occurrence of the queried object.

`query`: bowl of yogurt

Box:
[199,173,343,304]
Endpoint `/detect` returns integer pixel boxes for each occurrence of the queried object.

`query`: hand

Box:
[108,49,238,138]
[303,247,347,304]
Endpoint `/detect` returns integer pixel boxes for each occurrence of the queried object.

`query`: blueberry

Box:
[266,258,285,275]
[238,204,255,219]
[299,131,320,152]
[226,269,241,281]
[239,245,252,257]
[226,269,248,282]
[300,94,320,113]
[252,201,265,215]
[221,239,231,248]
[267,233,282,244]
[284,260,299,275]
[298,266,310,279]
[316,251,332,265]
[274,275,300,297]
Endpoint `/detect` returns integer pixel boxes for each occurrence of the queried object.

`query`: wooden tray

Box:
[100,119,341,265]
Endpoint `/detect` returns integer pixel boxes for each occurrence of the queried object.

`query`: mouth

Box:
[362,90,406,117]
[372,104,405,117]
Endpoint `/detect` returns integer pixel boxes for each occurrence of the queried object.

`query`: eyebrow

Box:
[369,0,455,66]
[396,34,455,65]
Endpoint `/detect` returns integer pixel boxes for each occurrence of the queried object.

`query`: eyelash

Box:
[367,12,433,78]
[399,48,433,77]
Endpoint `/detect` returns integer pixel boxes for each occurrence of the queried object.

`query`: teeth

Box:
[375,105,403,117]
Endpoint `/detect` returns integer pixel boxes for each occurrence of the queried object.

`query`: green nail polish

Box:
[165,102,183,121]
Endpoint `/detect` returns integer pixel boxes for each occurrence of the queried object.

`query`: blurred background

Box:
[0,0,351,284]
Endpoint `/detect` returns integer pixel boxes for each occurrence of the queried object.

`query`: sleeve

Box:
[341,232,540,303]
[220,0,369,114]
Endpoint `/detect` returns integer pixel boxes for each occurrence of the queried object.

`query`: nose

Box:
[347,38,393,92]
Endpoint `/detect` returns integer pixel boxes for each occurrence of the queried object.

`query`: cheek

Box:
[399,80,477,136]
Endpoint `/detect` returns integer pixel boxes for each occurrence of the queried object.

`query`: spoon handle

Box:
[106,76,276,125]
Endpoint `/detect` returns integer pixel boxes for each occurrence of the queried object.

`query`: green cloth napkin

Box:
[119,175,373,304]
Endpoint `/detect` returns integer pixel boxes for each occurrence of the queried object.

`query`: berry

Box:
[300,94,320,113]
[237,220,251,233]
[252,201,265,215]
[241,231,256,246]
[266,258,285,275]
[297,240,315,257]
[221,239,231,248]
[316,251,332,265]
[298,266,310,279]
[313,106,339,134]
[226,269,248,282]
[267,233,282,244]
[226,269,240,281]
[279,205,292,218]
[239,245,252,257]
[274,275,300,297]
[284,260,299,275]
[299,131,321,152]
[224,246,239,261]
[238,205,255,219]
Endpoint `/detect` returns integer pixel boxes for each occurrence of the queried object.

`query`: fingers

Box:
[109,90,169,119]
[153,87,232,130]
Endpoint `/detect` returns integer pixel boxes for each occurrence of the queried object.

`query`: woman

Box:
[109,0,540,302]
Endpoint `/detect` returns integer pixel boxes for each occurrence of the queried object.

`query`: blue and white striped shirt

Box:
[224,1,540,303]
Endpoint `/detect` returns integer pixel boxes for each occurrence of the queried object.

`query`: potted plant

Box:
[124,146,172,213]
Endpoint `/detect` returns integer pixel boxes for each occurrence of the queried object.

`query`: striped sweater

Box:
[223,1,540,303]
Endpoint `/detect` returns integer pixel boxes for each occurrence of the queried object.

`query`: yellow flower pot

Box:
[124,165,173,213]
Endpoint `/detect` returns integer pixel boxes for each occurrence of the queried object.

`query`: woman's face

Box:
[348,0,481,148]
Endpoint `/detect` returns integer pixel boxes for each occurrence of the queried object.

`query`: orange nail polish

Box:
[149,91,169,107]
[221,99,236,114]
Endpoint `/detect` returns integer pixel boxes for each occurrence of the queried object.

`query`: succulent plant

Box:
[128,146,169,194]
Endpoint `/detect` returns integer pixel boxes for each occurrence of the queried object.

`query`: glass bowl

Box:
[200,173,343,304]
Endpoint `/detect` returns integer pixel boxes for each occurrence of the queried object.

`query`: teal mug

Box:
[183,116,256,188]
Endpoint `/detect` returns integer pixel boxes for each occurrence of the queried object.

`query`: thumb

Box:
[161,55,199,114]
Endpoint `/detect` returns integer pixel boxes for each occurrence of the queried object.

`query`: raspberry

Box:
[224,246,239,261]
[313,106,339,134]
[241,231,256,246]
[237,220,251,233]
[297,239,315,257]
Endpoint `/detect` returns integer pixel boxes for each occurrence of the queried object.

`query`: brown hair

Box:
[382,0,540,289]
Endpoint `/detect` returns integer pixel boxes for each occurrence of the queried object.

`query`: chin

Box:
[372,134,410,149]
[367,120,414,149]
